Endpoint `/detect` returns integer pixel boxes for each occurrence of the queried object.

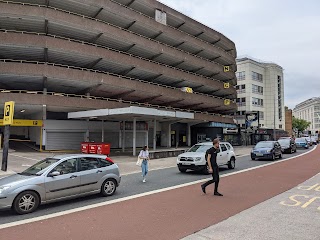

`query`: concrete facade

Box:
[293,97,320,134]
[235,57,285,130]
[0,0,238,150]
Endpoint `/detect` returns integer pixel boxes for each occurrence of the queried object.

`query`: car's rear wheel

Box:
[13,191,40,215]
[101,179,117,197]
[178,166,187,173]
[228,157,235,169]
[251,157,255,160]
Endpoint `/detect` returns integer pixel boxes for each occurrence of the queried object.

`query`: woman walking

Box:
[138,145,149,182]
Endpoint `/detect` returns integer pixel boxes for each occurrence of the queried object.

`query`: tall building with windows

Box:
[235,57,285,143]
[293,97,320,134]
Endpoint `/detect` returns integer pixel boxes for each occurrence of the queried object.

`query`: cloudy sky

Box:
[158,0,320,109]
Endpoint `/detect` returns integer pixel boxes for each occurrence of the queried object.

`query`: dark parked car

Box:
[295,138,309,149]
[278,138,297,154]
[251,141,282,161]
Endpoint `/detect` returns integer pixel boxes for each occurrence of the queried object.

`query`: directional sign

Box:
[0,119,42,127]
[224,83,230,89]
[224,99,231,105]
[3,101,15,125]
[224,66,230,72]
[181,87,193,93]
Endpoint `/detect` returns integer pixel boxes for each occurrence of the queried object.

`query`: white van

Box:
[177,142,236,174]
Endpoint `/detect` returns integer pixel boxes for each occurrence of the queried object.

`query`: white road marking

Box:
[21,165,31,167]
[0,146,316,230]
[8,154,39,161]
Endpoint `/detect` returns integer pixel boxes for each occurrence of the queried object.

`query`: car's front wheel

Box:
[101,179,117,197]
[13,191,40,215]
[178,166,187,173]
[228,157,236,169]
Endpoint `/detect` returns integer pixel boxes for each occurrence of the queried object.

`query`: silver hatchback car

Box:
[0,154,121,214]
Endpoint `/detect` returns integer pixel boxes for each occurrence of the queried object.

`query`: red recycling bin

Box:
[88,143,98,154]
[81,142,89,154]
[97,143,111,156]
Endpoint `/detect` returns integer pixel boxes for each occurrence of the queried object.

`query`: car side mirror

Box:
[48,171,60,177]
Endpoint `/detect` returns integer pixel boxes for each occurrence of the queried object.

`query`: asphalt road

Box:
[0,148,311,225]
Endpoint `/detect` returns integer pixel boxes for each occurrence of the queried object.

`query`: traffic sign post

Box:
[1,101,15,171]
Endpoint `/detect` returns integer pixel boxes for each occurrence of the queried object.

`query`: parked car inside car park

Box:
[251,141,282,160]
[176,142,236,174]
[0,154,120,214]
[277,138,297,154]
[295,138,310,149]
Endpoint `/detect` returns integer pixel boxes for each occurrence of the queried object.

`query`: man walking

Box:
[201,138,223,196]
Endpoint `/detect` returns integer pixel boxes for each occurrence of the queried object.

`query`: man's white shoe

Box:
[143,178,146,183]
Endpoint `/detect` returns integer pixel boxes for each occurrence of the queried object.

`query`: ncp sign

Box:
[3,101,15,125]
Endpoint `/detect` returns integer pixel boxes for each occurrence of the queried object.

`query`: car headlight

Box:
[195,157,201,161]
[0,186,11,194]
[266,150,271,153]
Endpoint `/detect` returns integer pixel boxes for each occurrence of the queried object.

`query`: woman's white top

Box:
[139,150,149,159]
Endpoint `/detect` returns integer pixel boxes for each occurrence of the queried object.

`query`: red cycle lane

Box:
[1,147,320,240]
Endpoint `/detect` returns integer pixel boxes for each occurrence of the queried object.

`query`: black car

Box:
[251,141,282,160]
[277,138,297,154]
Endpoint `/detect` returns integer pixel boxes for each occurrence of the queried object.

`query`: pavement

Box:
[184,172,320,240]
[0,146,318,239]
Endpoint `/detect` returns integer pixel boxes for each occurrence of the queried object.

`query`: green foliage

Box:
[292,117,311,134]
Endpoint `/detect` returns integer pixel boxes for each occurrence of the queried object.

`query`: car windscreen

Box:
[277,139,290,145]
[20,158,60,176]
[295,138,306,143]
[255,142,273,148]
[187,145,212,153]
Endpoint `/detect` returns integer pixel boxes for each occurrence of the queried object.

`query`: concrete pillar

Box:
[133,118,137,156]
[153,119,157,150]
[101,120,104,142]
[187,123,192,147]
[122,121,125,152]
[86,119,90,142]
[168,123,171,148]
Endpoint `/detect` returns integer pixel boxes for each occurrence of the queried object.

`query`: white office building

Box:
[293,97,320,134]
[235,56,285,135]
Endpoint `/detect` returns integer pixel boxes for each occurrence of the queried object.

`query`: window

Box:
[51,159,78,175]
[236,98,246,106]
[252,84,263,94]
[279,125,283,128]
[220,144,227,152]
[259,112,264,119]
[100,158,113,167]
[252,97,263,106]
[236,71,246,81]
[225,143,231,150]
[236,84,246,93]
[79,157,100,171]
[278,76,282,120]
[252,72,263,82]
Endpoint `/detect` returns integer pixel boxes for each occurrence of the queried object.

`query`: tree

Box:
[292,117,311,136]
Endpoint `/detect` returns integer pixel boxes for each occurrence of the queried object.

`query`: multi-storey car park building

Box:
[0,0,238,152]
[293,97,320,135]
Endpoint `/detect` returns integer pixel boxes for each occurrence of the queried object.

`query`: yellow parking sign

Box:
[3,101,15,125]
[224,66,230,72]
[224,99,230,105]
